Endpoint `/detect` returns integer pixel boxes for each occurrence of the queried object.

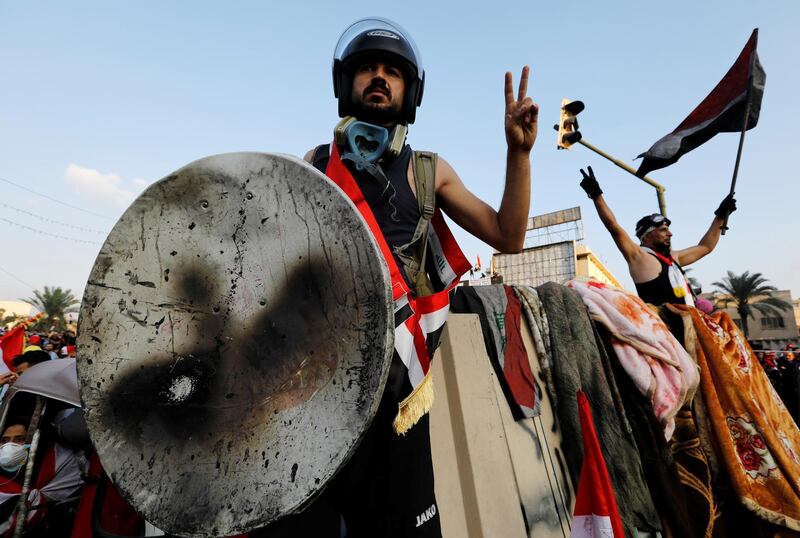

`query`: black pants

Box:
[254,394,441,538]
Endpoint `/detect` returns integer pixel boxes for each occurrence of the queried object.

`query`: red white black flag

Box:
[570,390,624,538]
[635,29,765,178]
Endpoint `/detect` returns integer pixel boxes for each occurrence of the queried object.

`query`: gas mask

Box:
[332,117,407,213]
[334,116,406,166]
[0,442,29,473]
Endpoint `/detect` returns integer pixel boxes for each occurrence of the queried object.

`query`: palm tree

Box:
[712,271,791,338]
[20,286,79,331]
[0,308,24,329]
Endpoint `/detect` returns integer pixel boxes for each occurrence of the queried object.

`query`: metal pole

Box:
[721,99,752,235]
[0,395,11,437]
[12,398,46,538]
[577,138,668,217]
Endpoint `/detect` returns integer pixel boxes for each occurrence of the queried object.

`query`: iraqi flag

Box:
[0,325,25,370]
[635,29,766,178]
[570,390,624,538]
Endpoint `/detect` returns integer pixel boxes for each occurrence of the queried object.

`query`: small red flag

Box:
[0,326,25,370]
[571,390,625,538]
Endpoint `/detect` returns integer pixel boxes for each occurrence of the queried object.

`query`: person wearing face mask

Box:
[0,421,31,526]
[0,415,85,536]
[579,166,737,306]
[0,422,29,478]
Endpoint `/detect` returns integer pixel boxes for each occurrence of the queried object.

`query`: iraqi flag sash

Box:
[324,143,470,431]
[641,247,695,307]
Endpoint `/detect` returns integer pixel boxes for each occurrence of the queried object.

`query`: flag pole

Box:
[721,98,752,235]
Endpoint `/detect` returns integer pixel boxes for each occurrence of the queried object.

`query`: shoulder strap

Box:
[391,151,437,295]
[311,144,330,172]
[412,151,436,223]
[392,151,436,259]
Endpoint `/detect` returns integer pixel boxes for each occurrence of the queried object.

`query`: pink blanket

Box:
[567,279,699,439]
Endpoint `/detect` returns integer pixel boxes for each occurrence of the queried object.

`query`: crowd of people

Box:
[13,330,76,358]
[0,328,143,537]
[754,344,800,426]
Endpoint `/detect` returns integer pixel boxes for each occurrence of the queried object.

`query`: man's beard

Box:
[351,99,402,125]
[351,81,402,125]
[652,242,671,257]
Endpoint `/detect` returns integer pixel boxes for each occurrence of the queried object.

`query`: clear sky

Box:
[1,1,798,306]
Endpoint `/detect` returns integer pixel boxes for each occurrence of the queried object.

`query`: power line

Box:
[0,174,114,220]
[0,263,36,291]
[0,203,109,234]
[0,216,101,245]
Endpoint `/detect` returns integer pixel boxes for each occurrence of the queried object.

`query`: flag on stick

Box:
[570,390,625,538]
[635,29,765,178]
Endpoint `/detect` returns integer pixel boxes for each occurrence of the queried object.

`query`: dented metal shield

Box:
[77,153,394,537]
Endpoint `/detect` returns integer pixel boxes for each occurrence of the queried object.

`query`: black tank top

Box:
[312,144,422,403]
[312,144,419,255]
[634,253,687,306]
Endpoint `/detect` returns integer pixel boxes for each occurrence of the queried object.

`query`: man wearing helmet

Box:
[269,17,539,538]
[306,19,537,256]
[578,166,737,306]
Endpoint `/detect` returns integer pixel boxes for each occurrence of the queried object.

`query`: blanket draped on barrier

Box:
[535,282,661,537]
[514,286,556,407]
[593,321,713,538]
[665,304,800,532]
[450,285,539,419]
[567,279,699,440]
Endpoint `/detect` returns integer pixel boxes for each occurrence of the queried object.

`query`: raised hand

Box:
[714,193,737,218]
[579,166,603,199]
[504,66,539,153]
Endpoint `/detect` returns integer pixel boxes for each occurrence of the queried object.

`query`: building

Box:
[0,300,37,329]
[490,207,622,288]
[575,244,623,288]
[794,297,800,333]
[703,289,799,349]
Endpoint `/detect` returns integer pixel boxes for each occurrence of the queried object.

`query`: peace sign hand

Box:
[505,66,539,153]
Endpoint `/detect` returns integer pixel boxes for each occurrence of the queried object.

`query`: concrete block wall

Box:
[429,313,574,538]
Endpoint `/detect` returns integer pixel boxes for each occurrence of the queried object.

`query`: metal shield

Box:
[77,153,394,537]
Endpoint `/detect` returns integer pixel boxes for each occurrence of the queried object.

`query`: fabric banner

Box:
[636,29,766,178]
[571,390,625,538]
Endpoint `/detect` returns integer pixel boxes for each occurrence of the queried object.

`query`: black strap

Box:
[392,151,437,268]
[311,144,330,171]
